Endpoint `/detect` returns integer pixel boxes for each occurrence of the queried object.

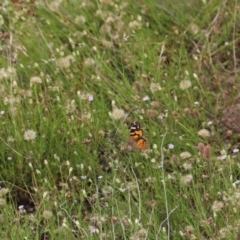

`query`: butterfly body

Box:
[129,122,147,150]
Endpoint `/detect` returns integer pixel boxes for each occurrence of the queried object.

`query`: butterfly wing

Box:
[129,122,147,150]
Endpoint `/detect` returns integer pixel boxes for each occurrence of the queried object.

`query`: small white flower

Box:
[57,55,75,68]
[0,68,8,80]
[233,180,240,186]
[24,129,37,141]
[158,114,165,120]
[0,188,9,196]
[180,151,192,159]
[43,191,48,199]
[128,20,142,30]
[179,80,192,90]
[84,58,96,67]
[168,143,174,149]
[89,225,99,234]
[220,149,227,155]
[182,163,192,170]
[207,121,213,125]
[142,95,150,101]
[198,129,210,137]
[151,158,156,163]
[233,149,239,153]
[7,136,14,142]
[30,76,42,86]
[18,205,24,210]
[181,174,193,185]
[212,201,224,212]
[217,155,227,161]
[193,73,198,79]
[43,210,53,220]
[150,83,162,93]
[88,95,94,102]
[75,220,80,227]
[75,15,86,24]
[109,107,127,120]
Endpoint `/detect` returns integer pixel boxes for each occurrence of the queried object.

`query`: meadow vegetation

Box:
[0,0,240,239]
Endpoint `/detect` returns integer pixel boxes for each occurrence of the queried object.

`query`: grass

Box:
[1,0,240,239]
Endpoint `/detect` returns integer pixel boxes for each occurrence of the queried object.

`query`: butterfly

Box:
[129,122,147,150]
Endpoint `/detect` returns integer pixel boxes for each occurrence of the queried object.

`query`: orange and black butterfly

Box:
[129,122,147,150]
